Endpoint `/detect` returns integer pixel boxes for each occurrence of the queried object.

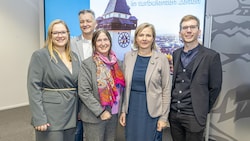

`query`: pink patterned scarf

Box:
[93,51,125,109]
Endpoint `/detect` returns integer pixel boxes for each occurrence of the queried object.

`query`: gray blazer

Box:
[78,57,104,123]
[27,48,80,131]
[78,57,124,123]
[121,50,172,122]
[71,35,91,61]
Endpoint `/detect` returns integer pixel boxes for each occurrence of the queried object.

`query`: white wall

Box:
[0,0,44,110]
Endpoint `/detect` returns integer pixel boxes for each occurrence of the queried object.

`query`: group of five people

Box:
[27,9,222,141]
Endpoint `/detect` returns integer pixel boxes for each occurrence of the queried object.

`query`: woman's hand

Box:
[119,112,126,126]
[157,120,167,131]
[100,110,112,120]
[35,123,50,131]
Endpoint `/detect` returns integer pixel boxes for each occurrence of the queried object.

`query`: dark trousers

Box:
[75,120,83,141]
[169,111,205,141]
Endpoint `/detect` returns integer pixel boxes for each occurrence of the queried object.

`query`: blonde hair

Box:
[44,19,72,62]
[133,23,157,50]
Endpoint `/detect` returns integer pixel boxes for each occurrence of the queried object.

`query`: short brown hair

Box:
[179,15,200,31]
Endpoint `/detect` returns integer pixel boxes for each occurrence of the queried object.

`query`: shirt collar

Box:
[182,44,200,54]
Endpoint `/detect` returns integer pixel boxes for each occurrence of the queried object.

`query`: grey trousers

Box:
[35,128,75,141]
[83,114,118,141]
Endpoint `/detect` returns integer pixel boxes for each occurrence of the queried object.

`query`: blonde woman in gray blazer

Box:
[27,20,80,141]
[119,23,172,141]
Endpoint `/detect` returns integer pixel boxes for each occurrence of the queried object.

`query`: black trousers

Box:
[169,111,205,141]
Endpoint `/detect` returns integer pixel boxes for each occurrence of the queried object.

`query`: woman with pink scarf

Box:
[78,29,125,141]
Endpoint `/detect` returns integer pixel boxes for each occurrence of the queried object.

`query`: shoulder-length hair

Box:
[92,28,112,55]
[44,19,72,62]
[133,22,157,50]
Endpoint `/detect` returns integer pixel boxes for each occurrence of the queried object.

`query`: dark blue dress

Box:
[126,55,161,141]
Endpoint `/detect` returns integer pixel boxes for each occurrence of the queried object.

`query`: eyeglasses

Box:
[51,31,68,36]
[181,25,198,31]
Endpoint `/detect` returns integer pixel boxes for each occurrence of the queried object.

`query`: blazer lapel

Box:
[51,52,70,75]
[126,51,137,89]
[76,38,84,61]
[145,51,158,88]
[173,49,182,83]
[191,47,205,79]
[71,54,80,81]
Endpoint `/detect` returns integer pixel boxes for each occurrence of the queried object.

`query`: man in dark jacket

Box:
[169,15,222,141]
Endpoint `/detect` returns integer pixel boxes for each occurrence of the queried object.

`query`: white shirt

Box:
[82,36,92,60]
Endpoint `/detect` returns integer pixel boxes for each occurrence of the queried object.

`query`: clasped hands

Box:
[100,110,112,120]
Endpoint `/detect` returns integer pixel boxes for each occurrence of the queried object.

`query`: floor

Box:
[0,106,172,141]
[0,106,35,141]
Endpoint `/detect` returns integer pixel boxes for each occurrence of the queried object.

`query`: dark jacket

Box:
[172,45,222,125]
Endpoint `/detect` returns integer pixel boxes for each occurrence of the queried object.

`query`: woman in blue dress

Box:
[120,23,172,141]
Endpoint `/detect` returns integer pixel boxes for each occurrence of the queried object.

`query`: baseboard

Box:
[0,102,29,111]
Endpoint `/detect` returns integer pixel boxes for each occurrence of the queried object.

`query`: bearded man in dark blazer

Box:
[169,15,222,141]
